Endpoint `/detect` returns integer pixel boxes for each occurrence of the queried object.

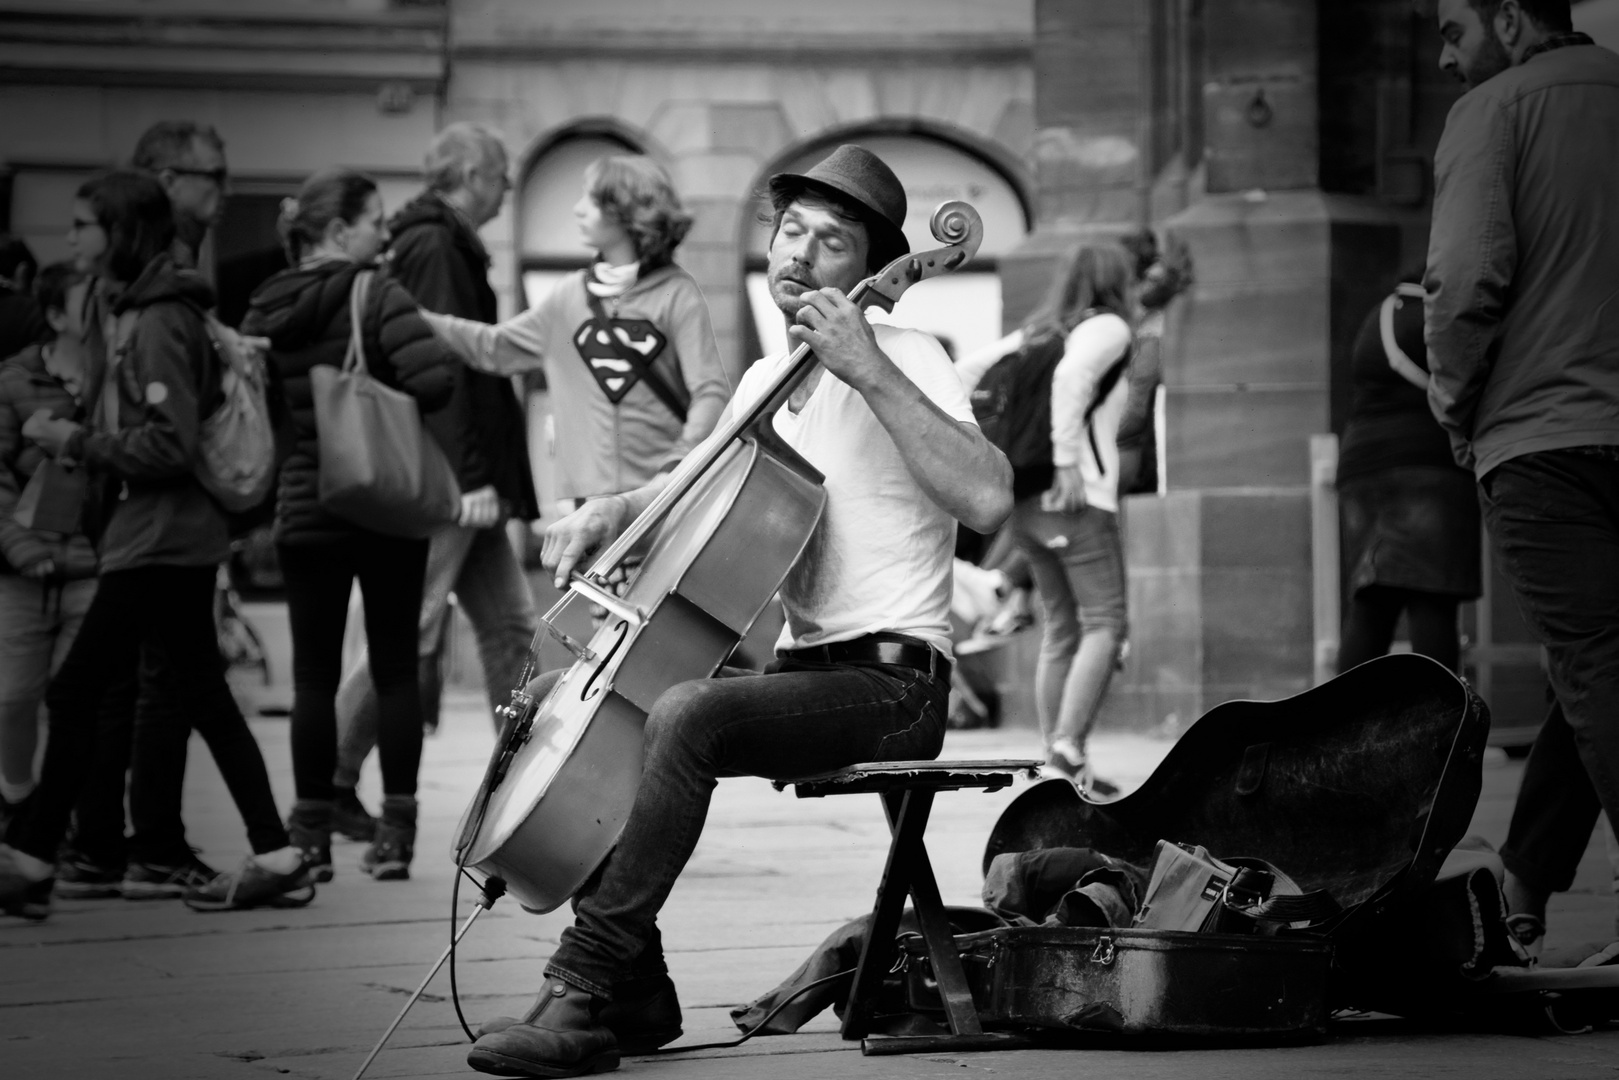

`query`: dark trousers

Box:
[1338,585,1461,673]
[542,656,948,998]
[65,669,136,865]
[278,535,428,802]
[1484,451,1619,894]
[7,565,288,865]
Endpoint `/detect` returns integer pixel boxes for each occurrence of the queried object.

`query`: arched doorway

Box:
[516,127,644,312]
[741,131,1032,365]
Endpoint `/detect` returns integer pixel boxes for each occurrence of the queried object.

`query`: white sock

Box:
[2,844,54,882]
[252,846,304,875]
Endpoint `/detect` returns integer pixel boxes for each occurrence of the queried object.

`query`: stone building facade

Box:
[4,0,1602,736]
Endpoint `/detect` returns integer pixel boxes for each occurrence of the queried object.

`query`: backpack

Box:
[971,311,1131,497]
[106,305,276,513]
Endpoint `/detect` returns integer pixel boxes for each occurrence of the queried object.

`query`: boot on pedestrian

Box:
[363,795,416,881]
[287,799,334,883]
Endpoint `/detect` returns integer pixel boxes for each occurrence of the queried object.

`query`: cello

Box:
[455,200,985,913]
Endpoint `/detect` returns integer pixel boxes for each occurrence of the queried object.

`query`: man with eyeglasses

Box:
[131,121,230,271]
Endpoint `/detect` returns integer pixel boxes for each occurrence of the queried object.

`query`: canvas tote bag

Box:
[311,269,460,538]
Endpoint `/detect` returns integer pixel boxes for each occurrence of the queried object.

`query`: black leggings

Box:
[1338,584,1461,673]
[278,535,428,802]
[8,565,288,865]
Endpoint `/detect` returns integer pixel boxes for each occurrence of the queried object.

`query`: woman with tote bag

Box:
[242,168,458,883]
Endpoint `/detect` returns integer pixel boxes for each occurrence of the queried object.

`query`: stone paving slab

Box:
[4,690,1619,1079]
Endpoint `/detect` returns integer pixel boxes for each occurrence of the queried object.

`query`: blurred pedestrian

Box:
[244,168,458,883]
[420,153,728,511]
[330,123,540,842]
[972,243,1135,793]
[0,171,309,920]
[1116,229,1192,499]
[53,120,266,899]
[0,236,45,362]
[0,263,97,825]
[132,120,229,271]
[1424,0,1619,955]
[1336,270,1481,673]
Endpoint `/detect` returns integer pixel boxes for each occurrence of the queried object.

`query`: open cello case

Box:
[963,652,1562,1042]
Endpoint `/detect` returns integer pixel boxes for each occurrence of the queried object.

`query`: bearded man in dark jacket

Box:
[332,123,540,821]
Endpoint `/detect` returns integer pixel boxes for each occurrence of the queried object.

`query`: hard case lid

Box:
[983,654,1489,934]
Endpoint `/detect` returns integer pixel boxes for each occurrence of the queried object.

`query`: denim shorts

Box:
[1008,497,1128,638]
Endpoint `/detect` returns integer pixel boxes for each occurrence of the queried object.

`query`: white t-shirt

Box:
[722,323,977,659]
[1050,313,1133,514]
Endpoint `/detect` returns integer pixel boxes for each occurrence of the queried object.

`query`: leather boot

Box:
[468,977,619,1077]
[287,799,333,883]
[363,795,416,881]
[479,971,682,1054]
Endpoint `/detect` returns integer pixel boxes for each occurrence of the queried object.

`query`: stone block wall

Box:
[445,0,1035,376]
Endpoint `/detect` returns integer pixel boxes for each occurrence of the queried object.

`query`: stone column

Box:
[998,0,1154,327]
[1121,0,1405,728]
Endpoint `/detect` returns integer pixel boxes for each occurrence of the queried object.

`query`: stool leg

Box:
[841,789,934,1039]
[895,833,983,1035]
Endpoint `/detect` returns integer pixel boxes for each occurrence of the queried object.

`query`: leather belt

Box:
[783,633,951,684]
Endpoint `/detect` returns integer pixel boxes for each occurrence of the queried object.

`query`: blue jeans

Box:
[541,655,948,998]
[1008,498,1127,746]
[1485,451,1619,894]
[333,522,537,788]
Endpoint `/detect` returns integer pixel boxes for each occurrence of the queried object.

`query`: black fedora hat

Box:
[768,144,909,268]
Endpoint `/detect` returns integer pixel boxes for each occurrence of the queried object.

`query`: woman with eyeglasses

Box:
[0,169,312,919]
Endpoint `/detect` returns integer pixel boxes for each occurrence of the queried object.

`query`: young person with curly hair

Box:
[422,154,729,509]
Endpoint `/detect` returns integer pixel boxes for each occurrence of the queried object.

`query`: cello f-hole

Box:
[581,621,629,702]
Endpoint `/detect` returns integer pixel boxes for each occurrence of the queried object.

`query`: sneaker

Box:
[1045,740,1122,800]
[122,854,217,900]
[984,587,1035,637]
[1044,737,1086,780]
[183,857,316,912]
[0,845,53,921]
[332,787,377,843]
[55,851,125,900]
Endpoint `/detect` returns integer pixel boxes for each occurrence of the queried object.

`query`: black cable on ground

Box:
[648,968,856,1055]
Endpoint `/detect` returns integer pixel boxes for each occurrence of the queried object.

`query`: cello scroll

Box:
[861,200,984,314]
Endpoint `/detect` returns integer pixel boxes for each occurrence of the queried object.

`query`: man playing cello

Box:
[467,144,1013,1078]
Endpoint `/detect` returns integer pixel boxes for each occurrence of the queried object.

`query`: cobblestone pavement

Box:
[3,689,1617,1079]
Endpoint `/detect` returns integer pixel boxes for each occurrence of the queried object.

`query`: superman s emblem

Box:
[573,317,669,404]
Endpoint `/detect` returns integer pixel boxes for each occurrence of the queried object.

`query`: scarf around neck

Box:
[586,259,640,298]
